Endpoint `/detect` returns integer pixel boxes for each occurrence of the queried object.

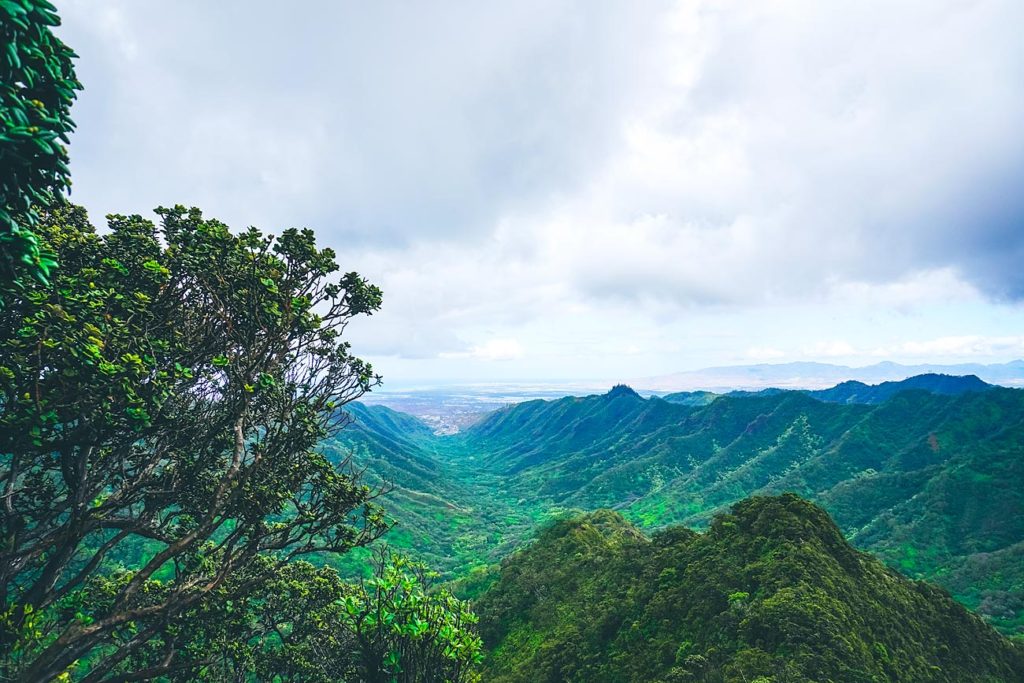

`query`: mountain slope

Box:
[323,403,487,573]
[329,402,448,497]
[324,402,545,574]
[661,372,993,406]
[475,495,1024,683]
[806,373,993,404]
[458,384,1024,633]
[327,383,1024,634]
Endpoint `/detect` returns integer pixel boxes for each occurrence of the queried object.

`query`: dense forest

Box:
[473,495,1024,682]
[332,381,1024,639]
[2,2,1023,681]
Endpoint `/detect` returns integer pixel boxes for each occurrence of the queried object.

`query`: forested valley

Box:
[335,378,1024,641]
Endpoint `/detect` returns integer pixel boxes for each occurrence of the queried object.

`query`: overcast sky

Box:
[56,1,1024,385]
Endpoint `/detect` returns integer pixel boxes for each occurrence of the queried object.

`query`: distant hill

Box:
[807,373,993,404]
[635,359,1024,391]
[658,389,721,406]
[474,496,1024,682]
[662,372,994,406]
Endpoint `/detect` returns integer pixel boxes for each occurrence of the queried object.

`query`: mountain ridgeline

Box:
[474,495,1024,682]
[662,372,995,406]
[327,374,1024,644]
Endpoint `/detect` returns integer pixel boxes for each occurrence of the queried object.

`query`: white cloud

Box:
[752,335,1024,366]
[745,346,787,361]
[880,336,1024,360]
[800,340,860,359]
[54,1,1024,380]
[441,339,525,362]
[826,269,980,310]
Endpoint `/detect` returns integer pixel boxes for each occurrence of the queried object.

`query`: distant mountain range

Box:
[664,372,994,406]
[633,359,1024,392]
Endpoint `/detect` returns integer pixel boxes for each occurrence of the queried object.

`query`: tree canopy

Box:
[0,0,80,286]
[473,496,1024,682]
[0,204,390,680]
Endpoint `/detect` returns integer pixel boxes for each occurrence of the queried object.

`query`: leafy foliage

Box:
[0,204,388,681]
[109,552,482,682]
[341,551,483,683]
[474,495,1024,682]
[0,0,80,285]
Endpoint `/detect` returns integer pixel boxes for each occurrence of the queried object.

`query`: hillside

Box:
[474,495,1024,682]
[325,403,544,574]
[661,372,993,406]
[463,385,1024,632]
[805,372,992,404]
[329,379,1024,634]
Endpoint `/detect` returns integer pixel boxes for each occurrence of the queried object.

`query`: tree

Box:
[0,0,80,286]
[157,552,483,682]
[342,551,483,683]
[0,203,389,681]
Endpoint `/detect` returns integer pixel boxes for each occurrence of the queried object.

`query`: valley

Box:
[329,374,1024,637]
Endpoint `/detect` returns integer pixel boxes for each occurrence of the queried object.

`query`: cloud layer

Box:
[56,0,1024,380]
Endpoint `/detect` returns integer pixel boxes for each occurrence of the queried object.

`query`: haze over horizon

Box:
[56,1,1024,383]
[356,358,1024,395]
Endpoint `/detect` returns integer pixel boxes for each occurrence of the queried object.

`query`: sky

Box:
[55,0,1024,386]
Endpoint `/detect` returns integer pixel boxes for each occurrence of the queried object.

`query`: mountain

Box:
[657,389,720,406]
[326,380,1024,635]
[806,373,993,404]
[474,495,1024,682]
[462,384,1024,633]
[661,373,993,406]
[330,402,446,497]
[635,359,1024,391]
[323,403,483,574]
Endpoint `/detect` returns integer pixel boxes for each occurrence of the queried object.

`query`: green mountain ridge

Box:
[662,372,994,406]
[327,376,1024,635]
[474,495,1024,682]
[329,402,546,575]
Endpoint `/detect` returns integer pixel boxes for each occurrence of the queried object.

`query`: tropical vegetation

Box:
[2,2,1022,681]
[474,495,1024,682]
